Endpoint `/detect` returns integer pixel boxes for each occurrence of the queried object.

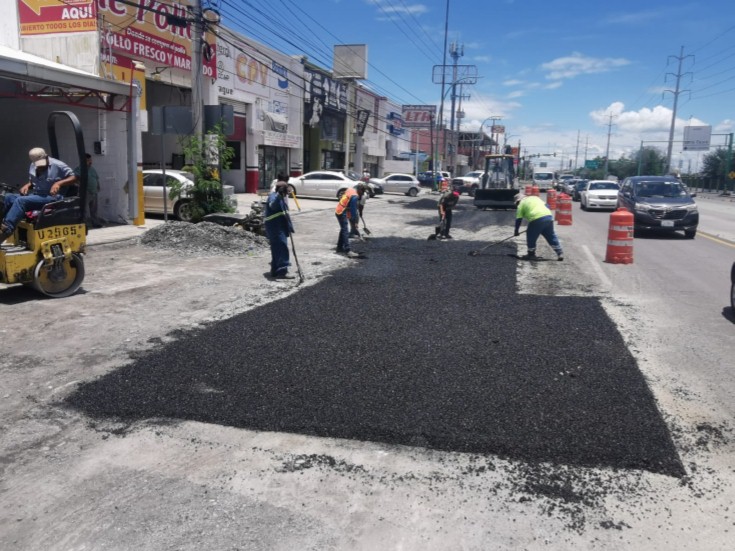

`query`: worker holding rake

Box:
[514,193,564,261]
[264,175,296,279]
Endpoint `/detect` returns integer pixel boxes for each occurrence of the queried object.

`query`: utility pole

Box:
[603,114,614,176]
[574,130,580,173]
[437,0,450,175]
[664,46,693,174]
[191,0,204,137]
[448,41,464,173]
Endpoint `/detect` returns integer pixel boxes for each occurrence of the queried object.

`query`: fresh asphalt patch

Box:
[64,235,684,478]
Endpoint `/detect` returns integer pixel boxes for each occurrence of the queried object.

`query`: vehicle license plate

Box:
[661,220,675,227]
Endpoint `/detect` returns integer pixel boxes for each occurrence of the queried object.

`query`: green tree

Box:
[701,148,729,180]
[172,124,236,222]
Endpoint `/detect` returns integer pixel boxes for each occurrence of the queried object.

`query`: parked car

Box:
[347,170,382,196]
[369,173,422,197]
[617,175,699,238]
[451,170,484,196]
[418,171,451,188]
[580,180,620,210]
[562,178,585,196]
[571,180,589,202]
[277,170,362,199]
[142,169,237,222]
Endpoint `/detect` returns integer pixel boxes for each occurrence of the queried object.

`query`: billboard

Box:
[18,0,96,35]
[97,0,216,77]
[402,105,436,128]
[683,125,712,151]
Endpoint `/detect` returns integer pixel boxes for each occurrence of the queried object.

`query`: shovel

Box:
[427,217,446,240]
[468,230,526,256]
[360,214,372,236]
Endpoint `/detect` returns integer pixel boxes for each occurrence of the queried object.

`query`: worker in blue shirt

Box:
[264,175,295,279]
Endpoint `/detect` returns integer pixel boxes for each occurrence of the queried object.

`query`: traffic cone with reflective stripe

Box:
[555,193,573,225]
[605,208,634,264]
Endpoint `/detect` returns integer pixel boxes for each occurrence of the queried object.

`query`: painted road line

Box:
[698,231,735,248]
[582,244,612,289]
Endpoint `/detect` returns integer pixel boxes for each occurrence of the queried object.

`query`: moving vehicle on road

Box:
[571,180,589,201]
[556,174,575,192]
[143,170,237,222]
[532,168,555,191]
[369,173,421,196]
[580,180,620,210]
[418,171,451,188]
[617,175,699,238]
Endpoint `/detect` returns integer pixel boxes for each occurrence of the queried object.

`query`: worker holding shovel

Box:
[264,175,296,279]
[514,193,564,261]
[434,189,459,240]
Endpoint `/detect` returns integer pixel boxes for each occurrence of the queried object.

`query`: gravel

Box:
[140,221,269,256]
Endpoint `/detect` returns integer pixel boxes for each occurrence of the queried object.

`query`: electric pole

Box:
[603,114,614,176]
[664,46,693,174]
[448,41,464,172]
[574,130,580,173]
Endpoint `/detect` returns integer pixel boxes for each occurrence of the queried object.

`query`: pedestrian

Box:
[335,183,366,258]
[75,153,102,228]
[513,193,564,260]
[1,147,77,245]
[436,188,460,239]
[264,174,296,279]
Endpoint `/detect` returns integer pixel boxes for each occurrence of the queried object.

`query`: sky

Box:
[219,0,735,173]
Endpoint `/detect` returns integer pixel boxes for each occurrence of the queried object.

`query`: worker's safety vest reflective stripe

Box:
[264,211,286,221]
[335,188,357,216]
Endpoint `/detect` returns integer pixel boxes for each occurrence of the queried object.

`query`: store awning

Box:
[0,45,130,99]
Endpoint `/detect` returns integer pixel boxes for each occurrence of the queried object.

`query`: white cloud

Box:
[503,79,524,86]
[365,0,428,16]
[507,90,525,99]
[544,81,563,90]
[473,55,492,63]
[541,52,630,80]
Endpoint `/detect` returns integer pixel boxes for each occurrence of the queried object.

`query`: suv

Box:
[617,176,699,238]
[451,171,483,196]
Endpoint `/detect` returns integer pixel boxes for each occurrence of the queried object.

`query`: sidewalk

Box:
[86,193,266,247]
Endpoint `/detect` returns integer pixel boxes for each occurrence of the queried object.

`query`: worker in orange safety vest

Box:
[335,183,367,258]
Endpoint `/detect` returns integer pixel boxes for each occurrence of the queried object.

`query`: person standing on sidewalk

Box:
[513,193,564,260]
[75,153,102,228]
[264,175,295,279]
[335,183,366,258]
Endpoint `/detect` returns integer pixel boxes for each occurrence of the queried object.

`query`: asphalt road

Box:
[1,189,733,550]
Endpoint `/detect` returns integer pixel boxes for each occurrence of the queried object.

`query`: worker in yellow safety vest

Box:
[514,193,564,261]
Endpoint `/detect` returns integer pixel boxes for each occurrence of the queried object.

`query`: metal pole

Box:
[191,0,204,137]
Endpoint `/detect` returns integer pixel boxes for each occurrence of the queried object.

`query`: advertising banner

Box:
[683,125,712,151]
[402,105,436,128]
[18,0,97,35]
[97,0,216,76]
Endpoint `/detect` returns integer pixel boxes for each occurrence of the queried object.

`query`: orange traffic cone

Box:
[531,185,540,196]
[605,208,634,264]
[555,193,572,225]
[547,189,557,210]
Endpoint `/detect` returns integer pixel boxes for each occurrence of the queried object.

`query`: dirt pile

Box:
[140,221,269,256]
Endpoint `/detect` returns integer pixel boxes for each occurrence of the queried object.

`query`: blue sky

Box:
[221,0,735,172]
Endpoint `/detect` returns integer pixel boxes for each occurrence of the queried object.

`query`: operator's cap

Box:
[29,147,48,167]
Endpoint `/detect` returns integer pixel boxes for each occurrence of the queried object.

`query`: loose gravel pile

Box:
[140,221,268,256]
[66,233,683,478]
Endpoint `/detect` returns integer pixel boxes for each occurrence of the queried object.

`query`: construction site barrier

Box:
[555,193,572,225]
[546,189,557,210]
[605,208,634,264]
[531,185,540,196]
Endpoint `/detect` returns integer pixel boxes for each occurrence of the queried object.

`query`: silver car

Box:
[281,170,362,199]
[369,173,422,196]
[142,170,237,222]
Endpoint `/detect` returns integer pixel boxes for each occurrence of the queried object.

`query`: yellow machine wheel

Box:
[31,252,85,298]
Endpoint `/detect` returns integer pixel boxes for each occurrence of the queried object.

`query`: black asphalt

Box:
[65,205,684,478]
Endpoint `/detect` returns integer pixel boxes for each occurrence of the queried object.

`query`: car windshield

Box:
[346,171,362,181]
[590,182,620,190]
[534,173,553,180]
[635,181,687,198]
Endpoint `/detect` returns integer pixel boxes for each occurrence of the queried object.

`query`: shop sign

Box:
[18,0,97,35]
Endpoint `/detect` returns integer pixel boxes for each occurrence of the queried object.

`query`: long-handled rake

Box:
[284,212,304,284]
[468,230,526,256]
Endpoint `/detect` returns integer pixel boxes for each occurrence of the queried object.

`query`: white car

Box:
[270,170,370,199]
[142,170,237,222]
[369,173,421,196]
[451,170,484,196]
[580,180,620,210]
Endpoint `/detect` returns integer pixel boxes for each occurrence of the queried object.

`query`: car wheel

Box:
[408,187,418,197]
[174,200,194,222]
[684,228,697,239]
[337,188,346,199]
[469,186,477,197]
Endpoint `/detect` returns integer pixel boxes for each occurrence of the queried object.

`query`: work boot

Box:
[520,251,537,260]
[0,223,12,246]
[557,253,564,261]
[443,234,453,239]
[275,273,296,280]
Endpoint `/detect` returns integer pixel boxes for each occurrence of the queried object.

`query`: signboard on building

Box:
[18,0,96,35]
[491,125,505,134]
[96,0,216,76]
[401,105,436,128]
[387,112,403,136]
[683,125,712,151]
